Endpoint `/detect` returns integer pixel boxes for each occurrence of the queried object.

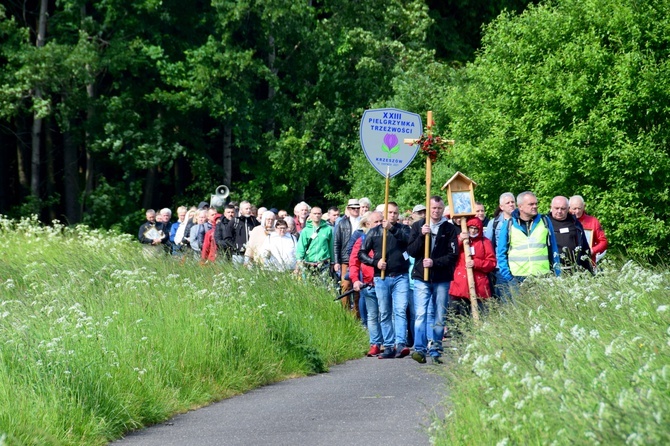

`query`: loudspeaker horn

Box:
[210,185,230,208]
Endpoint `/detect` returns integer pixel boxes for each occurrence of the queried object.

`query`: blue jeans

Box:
[413,280,450,357]
[407,288,415,348]
[359,292,367,327]
[362,287,382,346]
[497,274,523,304]
[374,273,410,347]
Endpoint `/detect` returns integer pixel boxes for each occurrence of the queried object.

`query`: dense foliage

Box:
[439,0,670,259]
[350,0,670,259]
[0,0,509,228]
[2,0,669,258]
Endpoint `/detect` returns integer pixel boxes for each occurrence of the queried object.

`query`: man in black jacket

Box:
[222,200,259,265]
[407,196,459,364]
[359,204,411,359]
[333,198,361,312]
[214,204,236,260]
[548,196,593,274]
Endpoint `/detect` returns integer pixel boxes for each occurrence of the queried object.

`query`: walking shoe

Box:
[366,345,381,357]
[411,351,427,364]
[431,356,444,365]
[379,347,396,359]
[395,344,410,358]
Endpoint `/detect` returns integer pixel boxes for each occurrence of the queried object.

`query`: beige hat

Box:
[412,204,426,213]
[346,199,361,208]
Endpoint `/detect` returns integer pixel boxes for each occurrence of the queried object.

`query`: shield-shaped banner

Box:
[359,108,422,178]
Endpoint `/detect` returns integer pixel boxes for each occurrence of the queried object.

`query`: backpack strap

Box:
[303,225,322,256]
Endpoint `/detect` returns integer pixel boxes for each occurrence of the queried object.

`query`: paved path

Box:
[113,356,447,446]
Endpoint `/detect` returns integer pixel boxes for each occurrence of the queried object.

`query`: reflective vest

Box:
[508,219,551,277]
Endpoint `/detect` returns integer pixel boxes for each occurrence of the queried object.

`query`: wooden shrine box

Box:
[441,171,477,218]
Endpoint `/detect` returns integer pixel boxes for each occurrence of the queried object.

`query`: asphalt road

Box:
[113,355,447,446]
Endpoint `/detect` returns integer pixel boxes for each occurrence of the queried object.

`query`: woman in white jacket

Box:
[260,219,297,271]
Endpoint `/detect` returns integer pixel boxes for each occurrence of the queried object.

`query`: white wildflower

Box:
[529,323,542,338]
[502,388,512,402]
[570,325,586,341]
[657,305,668,312]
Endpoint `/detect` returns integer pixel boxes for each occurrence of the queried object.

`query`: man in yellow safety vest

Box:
[496,191,560,292]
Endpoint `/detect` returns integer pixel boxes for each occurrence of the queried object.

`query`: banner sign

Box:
[359,108,422,178]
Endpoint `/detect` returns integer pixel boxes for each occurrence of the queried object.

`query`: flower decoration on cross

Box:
[415,121,454,163]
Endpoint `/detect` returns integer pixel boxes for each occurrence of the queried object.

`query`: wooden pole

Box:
[460,218,480,322]
[424,111,433,281]
[381,167,390,279]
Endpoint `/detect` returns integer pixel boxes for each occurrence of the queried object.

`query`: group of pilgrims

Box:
[138,190,607,363]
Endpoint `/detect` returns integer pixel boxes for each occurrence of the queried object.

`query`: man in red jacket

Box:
[569,195,608,264]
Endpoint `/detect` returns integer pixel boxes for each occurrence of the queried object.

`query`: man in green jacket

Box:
[295,207,335,277]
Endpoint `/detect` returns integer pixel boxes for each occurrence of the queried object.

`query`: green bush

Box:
[440,0,670,259]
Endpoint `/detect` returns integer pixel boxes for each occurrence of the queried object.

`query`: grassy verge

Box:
[0,216,367,445]
[432,261,670,445]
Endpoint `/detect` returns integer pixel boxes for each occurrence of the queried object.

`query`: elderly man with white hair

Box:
[293,201,310,235]
[245,210,277,266]
[484,192,516,299]
[569,195,608,263]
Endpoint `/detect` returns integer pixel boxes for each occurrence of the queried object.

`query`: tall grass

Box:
[0,216,367,445]
[432,261,670,445]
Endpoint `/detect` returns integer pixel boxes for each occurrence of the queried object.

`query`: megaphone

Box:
[210,185,230,208]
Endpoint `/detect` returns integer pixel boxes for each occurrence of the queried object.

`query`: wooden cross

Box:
[404,111,454,281]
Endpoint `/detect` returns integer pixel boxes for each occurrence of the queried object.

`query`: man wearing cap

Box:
[412,204,426,221]
[333,199,362,313]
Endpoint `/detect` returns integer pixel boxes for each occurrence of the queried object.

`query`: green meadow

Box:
[2,216,669,445]
[0,216,367,445]
[432,262,670,445]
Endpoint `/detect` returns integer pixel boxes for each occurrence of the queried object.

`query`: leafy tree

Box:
[438,0,670,259]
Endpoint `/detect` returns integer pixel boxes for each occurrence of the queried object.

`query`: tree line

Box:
[2,0,668,259]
